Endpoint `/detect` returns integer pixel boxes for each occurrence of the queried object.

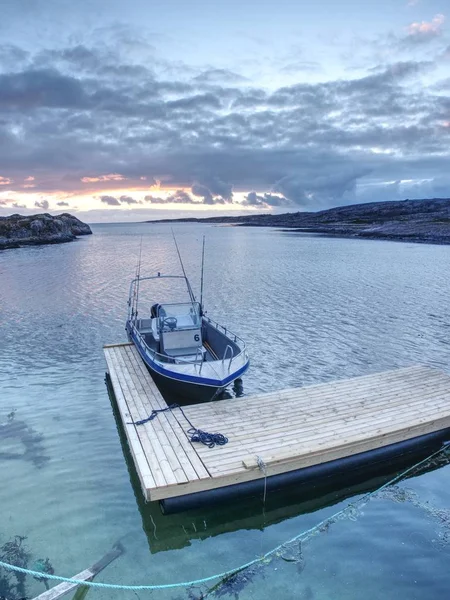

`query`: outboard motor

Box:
[150,303,160,318]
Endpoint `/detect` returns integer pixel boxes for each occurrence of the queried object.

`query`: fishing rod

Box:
[134,236,143,318]
[200,235,206,311]
[171,228,197,305]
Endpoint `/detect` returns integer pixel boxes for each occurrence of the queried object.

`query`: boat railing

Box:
[223,344,234,373]
[131,320,248,374]
[202,316,248,372]
[203,315,247,348]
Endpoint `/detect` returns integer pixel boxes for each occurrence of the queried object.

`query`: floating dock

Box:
[104,343,450,507]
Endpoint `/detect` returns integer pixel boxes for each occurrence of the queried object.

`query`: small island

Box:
[0,213,92,250]
[148,198,450,245]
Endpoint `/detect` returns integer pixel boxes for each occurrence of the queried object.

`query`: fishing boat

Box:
[125,237,249,404]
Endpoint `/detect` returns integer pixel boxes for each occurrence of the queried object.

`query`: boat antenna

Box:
[171,228,196,304]
[135,236,143,319]
[200,235,206,311]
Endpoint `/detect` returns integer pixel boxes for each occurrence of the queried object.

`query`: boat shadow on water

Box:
[105,375,450,556]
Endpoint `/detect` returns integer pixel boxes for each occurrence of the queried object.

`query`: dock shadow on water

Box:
[105,374,450,599]
[0,410,49,468]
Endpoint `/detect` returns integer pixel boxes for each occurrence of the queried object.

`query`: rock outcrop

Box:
[0,213,92,249]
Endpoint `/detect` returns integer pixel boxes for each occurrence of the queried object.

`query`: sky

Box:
[0,0,449,221]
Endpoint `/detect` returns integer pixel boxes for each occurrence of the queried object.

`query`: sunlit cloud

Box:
[407,14,445,38]
[0,176,13,185]
[81,173,126,183]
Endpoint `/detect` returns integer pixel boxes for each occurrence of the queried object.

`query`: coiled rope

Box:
[0,444,448,592]
[129,403,228,448]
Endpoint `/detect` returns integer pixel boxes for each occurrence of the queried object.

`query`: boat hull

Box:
[128,328,248,405]
[147,366,224,404]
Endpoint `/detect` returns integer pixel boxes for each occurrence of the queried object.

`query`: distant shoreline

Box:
[145,197,450,245]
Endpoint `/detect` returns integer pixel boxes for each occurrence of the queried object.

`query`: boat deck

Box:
[104,343,450,502]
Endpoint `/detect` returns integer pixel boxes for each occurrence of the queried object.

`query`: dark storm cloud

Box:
[100,195,121,205]
[56,201,69,206]
[0,41,449,207]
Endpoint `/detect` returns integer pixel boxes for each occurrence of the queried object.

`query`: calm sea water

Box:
[1,223,450,599]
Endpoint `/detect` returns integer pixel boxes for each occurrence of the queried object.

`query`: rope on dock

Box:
[128,403,228,448]
[1,444,449,592]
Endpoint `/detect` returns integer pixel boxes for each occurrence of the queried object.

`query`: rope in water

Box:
[0,444,448,592]
[128,403,228,448]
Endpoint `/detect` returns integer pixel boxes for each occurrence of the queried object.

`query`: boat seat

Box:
[151,318,160,341]
[137,318,153,334]
[164,346,206,362]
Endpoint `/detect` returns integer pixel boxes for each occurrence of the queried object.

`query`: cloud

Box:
[119,195,141,204]
[34,199,49,210]
[145,195,166,204]
[82,173,125,183]
[191,181,233,204]
[191,183,213,204]
[100,195,121,205]
[0,198,27,208]
[406,14,445,42]
[145,190,198,204]
[280,61,322,74]
[193,69,247,84]
[0,68,87,109]
[0,40,448,210]
[243,191,290,207]
[56,201,69,206]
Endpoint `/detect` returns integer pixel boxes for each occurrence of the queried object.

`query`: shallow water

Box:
[1,223,450,599]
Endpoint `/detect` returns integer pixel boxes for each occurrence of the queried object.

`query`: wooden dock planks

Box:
[104,344,211,500]
[104,344,450,502]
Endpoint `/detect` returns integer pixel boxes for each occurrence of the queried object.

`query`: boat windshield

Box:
[158,302,201,329]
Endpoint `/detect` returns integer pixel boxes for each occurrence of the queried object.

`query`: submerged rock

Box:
[0,212,92,249]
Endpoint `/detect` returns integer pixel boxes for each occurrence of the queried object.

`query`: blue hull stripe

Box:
[130,330,249,388]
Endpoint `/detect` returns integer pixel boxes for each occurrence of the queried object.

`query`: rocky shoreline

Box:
[147,198,450,245]
[0,213,92,249]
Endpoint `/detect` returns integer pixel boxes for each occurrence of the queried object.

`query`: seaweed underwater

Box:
[0,410,49,468]
[0,535,54,600]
